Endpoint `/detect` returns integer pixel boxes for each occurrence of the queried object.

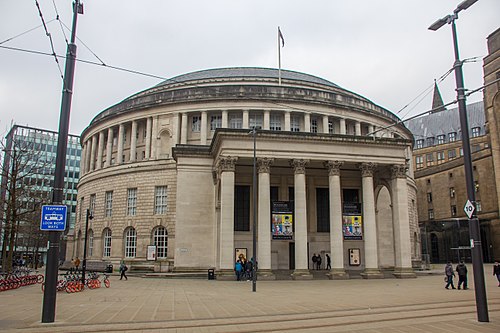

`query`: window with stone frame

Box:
[449,187,455,198]
[427,192,432,203]
[103,228,112,257]
[416,139,424,149]
[448,149,457,160]
[437,135,445,145]
[154,186,168,214]
[290,115,300,132]
[249,114,263,129]
[471,127,481,137]
[127,188,137,216]
[210,115,222,131]
[416,155,423,169]
[428,209,434,220]
[105,191,113,217]
[451,205,457,217]
[437,151,445,164]
[270,114,282,131]
[426,153,434,167]
[192,115,201,132]
[124,227,137,258]
[88,229,94,257]
[311,118,318,133]
[426,137,435,146]
[448,132,457,142]
[89,194,96,216]
[328,120,334,134]
[229,114,242,129]
[153,226,168,258]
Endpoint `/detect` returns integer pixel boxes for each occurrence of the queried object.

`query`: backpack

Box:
[124,265,128,271]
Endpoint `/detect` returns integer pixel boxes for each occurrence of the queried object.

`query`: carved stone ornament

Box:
[217,156,238,172]
[290,159,309,174]
[391,164,408,179]
[257,157,274,173]
[325,160,343,176]
[359,162,376,177]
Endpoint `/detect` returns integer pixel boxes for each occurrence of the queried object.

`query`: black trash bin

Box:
[105,264,113,273]
[208,268,215,280]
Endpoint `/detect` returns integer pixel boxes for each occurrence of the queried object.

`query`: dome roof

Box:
[156,67,341,88]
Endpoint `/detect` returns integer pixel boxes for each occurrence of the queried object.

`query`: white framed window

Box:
[328,120,334,134]
[123,128,127,143]
[155,186,168,215]
[103,228,112,257]
[210,115,222,131]
[428,209,434,220]
[105,191,113,217]
[124,227,137,258]
[437,135,445,144]
[448,149,457,160]
[127,188,137,216]
[437,151,445,164]
[426,153,434,166]
[89,194,96,216]
[426,137,435,146]
[311,118,318,133]
[290,115,300,132]
[88,229,94,257]
[416,155,423,169]
[153,226,168,259]
[450,187,455,198]
[270,114,282,131]
[448,132,457,142]
[471,127,480,137]
[416,139,424,149]
[229,114,242,129]
[192,116,201,132]
[249,114,263,129]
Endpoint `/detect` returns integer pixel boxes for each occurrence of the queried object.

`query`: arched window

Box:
[124,227,137,258]
[88,229,94,257]
[153,226,168,258]
[103,228,112,257]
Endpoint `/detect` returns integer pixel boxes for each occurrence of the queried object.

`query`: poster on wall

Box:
[147,245,157,261]
[271,201,293,240]
[235,248,247,263]
[343,215,363,240]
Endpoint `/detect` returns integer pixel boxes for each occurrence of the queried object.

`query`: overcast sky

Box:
[1,0,499,136]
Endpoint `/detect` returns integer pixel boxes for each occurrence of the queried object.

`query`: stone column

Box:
[85,140,91,173]
[368,125,374,137]
[284,111,291,131]
[130,120,137,162]
[290,159,312,279]
[96,131,105,170]
[355,121,362,136]
[105,128,113,167]
[151,117,158,159]
[360,162,383,279]
[117,123,124,164]
[391,164,416,278]
[323,115,329,134]
[339,118,346,135]
[217,156,238,279]
[222,110,228,128]
[200,111,207,145]
[325,161,349,279]
[243,110,249,129]
[181,113,188,144]
[263,110,270,130]
[89,134,97,171]
[257,157,275,279]
[145,117,152,159]
[80,142,87,174]
[304,113,311,132]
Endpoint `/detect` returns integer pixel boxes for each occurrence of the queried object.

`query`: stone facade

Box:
[67,68,418,278]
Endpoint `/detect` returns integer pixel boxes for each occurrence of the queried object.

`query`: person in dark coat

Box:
[456,261,468,290]
[326,254,331,270]
[316,254,322,270]
[444,262,456,289]
[493,261,500,287]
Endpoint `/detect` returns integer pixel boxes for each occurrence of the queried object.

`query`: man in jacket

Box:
[445,262,456,289]
[456,261,468,290]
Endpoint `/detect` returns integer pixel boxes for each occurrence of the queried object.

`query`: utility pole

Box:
[42,0,83,323]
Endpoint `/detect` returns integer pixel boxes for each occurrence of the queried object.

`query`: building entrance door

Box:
[288,242,295,270]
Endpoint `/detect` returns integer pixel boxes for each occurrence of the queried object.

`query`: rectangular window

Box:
[127,188,137,216]
[154,186,168,214]
[450,187,455,198]
[474,181,479,192]
[328,120,334,134]
[471,127,480,137]
[316,188,330,232]
[79,197,84,223]
[416,139,424,149]
[416,155,423,169]
[311,118,318,133]
[249,114,263,129]
[437,151,445,164]
[472,144,481,153]
[103,229,112,257]
[448,149,457,160]
[426,153,434,166]
[290,115,300,132]
[428,209,434,220]
[451,205,457,217]
[437,135,445,144]
[427,192,432,203]
[229,114,242,129]
[234,185,250,231]
[105,191,113,217]
[123,129,127,143]
[426,137,435,146]
[210,115,222,131]
[448,132,457,142]
[192,116,201,132]
[89,194,96,215]
[270,114,282,131]
[476,200,482,212]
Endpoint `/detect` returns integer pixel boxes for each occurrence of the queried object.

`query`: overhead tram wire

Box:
[34,0,63,79]
[0,19,56,45]
[51,0,69,44]
[59,21,106,66]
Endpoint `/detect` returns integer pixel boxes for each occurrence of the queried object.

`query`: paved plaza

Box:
[1,265,499,332]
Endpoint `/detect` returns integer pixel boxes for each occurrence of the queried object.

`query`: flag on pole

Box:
[278,27,284,85]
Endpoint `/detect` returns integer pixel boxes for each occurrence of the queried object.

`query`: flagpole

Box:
[278,26,281,85]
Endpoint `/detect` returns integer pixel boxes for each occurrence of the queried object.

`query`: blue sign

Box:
[40,205,67,231]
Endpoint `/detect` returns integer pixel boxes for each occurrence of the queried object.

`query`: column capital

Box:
[290,159,309,174]
[257,157,274,173]
[359,162,376,177]
[217,156,238,173]
[391,164,408,179]
[324,160,343,176]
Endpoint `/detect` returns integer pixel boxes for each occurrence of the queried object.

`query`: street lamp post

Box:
[428,0,488,322]
[81,209,93,285]
[251,126,257,292]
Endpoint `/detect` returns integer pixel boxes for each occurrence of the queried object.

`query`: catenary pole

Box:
[252,126,257,292]
[42,0,82,323]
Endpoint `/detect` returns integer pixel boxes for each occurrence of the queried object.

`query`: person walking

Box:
[493,261,500,287]
[444,261,456,289]
[456,261,468,290]
[119,260,128,280]
[326,254,331,270]
[235,260,243,281]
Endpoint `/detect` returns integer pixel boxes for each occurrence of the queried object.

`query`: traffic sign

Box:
[40,205,67,231]
[463,200,475,219]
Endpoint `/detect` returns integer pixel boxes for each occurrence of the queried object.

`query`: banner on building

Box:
[272,201,293,240]
[343,215,363,240]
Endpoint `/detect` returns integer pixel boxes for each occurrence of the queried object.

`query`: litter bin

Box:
[208,268,215,280]
[105,264,113,273]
